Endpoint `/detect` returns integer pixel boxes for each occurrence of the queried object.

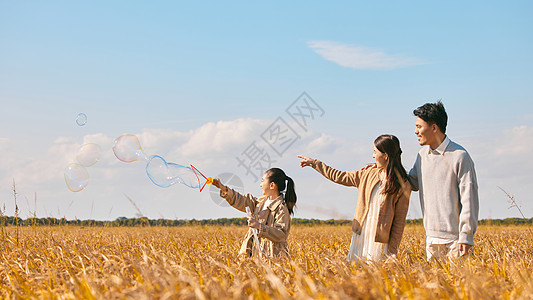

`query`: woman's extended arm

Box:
[298,155,361,187]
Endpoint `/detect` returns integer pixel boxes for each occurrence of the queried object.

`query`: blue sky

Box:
[1,1,532,221]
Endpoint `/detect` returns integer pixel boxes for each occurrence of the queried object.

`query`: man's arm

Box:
[457,153,479,248]
[408,154,421,191]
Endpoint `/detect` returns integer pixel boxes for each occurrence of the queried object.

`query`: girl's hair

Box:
[374,135,409,195]
[265,168,297,215]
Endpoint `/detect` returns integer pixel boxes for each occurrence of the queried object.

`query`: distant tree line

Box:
[0,216,532,227]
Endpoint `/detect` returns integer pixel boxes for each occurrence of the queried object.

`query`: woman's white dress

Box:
[347,182,389,262]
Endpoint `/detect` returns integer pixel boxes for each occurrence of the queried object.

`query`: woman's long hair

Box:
[374,135,408,195]
[266,168,297,215]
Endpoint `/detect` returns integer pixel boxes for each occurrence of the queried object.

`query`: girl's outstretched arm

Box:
[212,178,257,213]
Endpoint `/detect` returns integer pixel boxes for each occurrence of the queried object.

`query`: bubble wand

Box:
[190,164,213,192]
[245,206,262,258]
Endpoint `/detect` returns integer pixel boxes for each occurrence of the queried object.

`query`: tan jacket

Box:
[221,188,291,257]
[312,160,411,255]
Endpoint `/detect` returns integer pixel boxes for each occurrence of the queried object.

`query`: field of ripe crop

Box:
[0,225,532,299]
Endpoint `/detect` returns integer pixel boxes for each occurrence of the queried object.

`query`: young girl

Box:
[298,134,411,261]
[212,168,297,258]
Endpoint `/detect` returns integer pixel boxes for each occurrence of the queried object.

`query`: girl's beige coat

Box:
[221,189,291,257]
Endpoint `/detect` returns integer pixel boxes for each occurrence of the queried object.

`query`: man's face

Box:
[415,117,436,146]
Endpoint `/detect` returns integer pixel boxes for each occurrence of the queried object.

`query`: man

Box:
[409,101,479,260]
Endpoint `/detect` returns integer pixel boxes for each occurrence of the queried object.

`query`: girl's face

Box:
[373,146,388,169]
[260,173,277,198]
[260,173,271,196]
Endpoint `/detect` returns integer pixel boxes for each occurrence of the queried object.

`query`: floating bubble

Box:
[64,163,89,192]
[146,155,200,188]
[76,113,87,126]
[65,143,100,192]
[112,134,148,163]
[76,143,101,167]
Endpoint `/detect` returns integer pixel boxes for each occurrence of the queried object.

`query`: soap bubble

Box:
[76,143,101,167]
[76,113,87,126]
[146,155,199,188]
[112,134,148,163]
[65,143,101,192]
[64,163,89,192]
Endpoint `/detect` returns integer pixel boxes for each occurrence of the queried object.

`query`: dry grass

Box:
[0,224,532,299]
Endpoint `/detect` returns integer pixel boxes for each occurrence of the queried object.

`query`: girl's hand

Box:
[212,178,228,193]
[297,155,314,168]
[248,216,261,230]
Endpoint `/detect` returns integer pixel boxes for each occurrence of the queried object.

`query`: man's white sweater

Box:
[409,137,479,245]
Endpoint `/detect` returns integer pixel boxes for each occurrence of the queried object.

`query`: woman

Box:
[298,134,411,261]
[212,167,297,258]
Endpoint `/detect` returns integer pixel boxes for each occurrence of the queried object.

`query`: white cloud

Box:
[178,118,269,158]
[458,125,533,219]
[0,138,8,150]
[494,125,533,155]
[306,133,337,153]
[308,40,425,70]
[82,133,113,148]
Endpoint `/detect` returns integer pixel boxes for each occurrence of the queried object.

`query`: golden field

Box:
[0,224,532,299]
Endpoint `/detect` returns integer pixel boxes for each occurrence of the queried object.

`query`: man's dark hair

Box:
[413,100,448,134]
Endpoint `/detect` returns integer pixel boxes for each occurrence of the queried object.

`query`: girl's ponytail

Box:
[284,176,297,215]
